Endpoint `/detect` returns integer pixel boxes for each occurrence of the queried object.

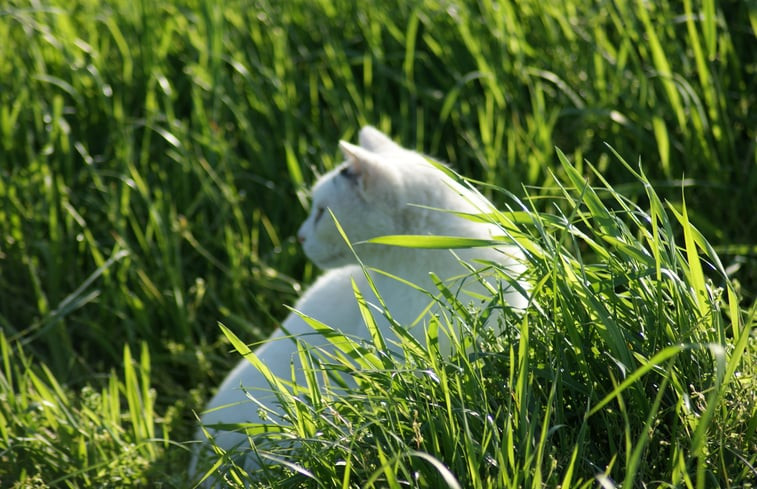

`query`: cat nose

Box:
[297,233,305,244]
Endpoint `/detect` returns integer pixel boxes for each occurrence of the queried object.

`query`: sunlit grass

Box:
[0,0,754,486]
[0,334,160,486]
[198,152,756,488]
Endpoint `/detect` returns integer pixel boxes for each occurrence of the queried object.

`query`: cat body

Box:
[190,127,526,480]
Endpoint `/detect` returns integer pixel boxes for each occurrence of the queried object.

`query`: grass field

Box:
[0,0,755,487]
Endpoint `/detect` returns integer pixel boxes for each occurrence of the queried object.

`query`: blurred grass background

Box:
[0,0,754,486]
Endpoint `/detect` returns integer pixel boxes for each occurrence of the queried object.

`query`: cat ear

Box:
[338,140,390,195]
[358,126,399,153]
[338,140,375,176]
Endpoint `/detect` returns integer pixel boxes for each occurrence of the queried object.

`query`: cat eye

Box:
[314,206,325,224]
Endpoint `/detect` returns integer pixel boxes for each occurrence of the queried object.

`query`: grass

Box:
[197,151,756,488]
[0,0,754,487]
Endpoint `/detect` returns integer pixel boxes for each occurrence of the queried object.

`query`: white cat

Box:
[189,126,527,482]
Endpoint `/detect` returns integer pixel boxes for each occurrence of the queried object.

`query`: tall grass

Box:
[0,333,160,486]
[0,0,754,486]
[198,151,756,488]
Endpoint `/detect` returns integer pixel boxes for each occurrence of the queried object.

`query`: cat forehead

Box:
[310,164,350,200]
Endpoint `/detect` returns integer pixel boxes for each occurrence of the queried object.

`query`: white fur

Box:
[189,126,527,482]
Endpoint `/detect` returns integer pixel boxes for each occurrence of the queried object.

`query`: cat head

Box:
[296,126,491,269]
[296,127,404,268]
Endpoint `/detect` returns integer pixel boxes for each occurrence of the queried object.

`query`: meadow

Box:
[0,0,755,487]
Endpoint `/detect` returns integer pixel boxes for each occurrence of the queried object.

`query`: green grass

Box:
[197,151,756,488]
[0,0,755,487]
